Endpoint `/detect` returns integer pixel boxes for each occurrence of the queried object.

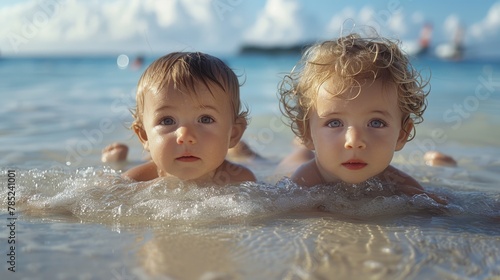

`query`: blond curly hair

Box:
[131,52,249,131]
[279,33,429,144]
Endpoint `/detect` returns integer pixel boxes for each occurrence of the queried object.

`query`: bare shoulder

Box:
[380,165,448,204]
[275,147,315,177]
[290,159,323,187]
[379,165,423,191]
[214,160,256,184]
[122,161,159,182]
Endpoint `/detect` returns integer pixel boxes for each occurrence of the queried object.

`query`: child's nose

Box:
[176,126,197,145]
[344,127,366,149]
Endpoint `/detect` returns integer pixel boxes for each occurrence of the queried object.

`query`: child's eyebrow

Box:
[318,111,341,118]
[197,104,221,113]
[318,109,395,118]
[153,105,174,115]
[153,104,221,115]
[370,110,394,118]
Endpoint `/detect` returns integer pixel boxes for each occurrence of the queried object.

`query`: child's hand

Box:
[425,192,448,205]
[399,185,448,205]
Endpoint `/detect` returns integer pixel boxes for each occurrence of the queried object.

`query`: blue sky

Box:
[1,0,500,58]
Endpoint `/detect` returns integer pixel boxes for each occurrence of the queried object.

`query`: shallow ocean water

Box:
[1,160,500,279]
[1,54,500,279]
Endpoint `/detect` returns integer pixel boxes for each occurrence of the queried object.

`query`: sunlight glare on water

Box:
[116,54,130,69]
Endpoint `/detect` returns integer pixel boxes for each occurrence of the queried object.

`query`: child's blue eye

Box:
[160,117,175,125]
[327,119,343,128]
[199,115,214,124]
[369,119,386,128]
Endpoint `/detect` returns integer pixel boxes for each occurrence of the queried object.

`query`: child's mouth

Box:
[176,156,200,162]
[342,160,367,170]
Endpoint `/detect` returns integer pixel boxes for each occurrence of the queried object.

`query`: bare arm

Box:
[123,160,256,184]
[290,159,325,188]
[213,160,256,184]
[381,165,447,205]
[292,162,447,205]
[122,161,159,182]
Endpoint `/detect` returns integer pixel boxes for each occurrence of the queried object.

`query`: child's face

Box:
[136,82,242,181]
[307,79,411,184]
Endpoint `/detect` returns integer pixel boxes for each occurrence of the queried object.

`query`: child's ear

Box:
[300,129,315,150]
[228,117,246,148]
[303,137,315,150]
[396,118,414,151]
[298,120,315,150]
[133,124,150,151]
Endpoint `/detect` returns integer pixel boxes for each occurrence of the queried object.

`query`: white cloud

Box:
[358,6,374,23]
[1,0,146,53]
[325,5,408,38]
[0,0,242,55]
[325,7,356,36]
[470,2,500,39]
[243,0,315,46]
[411,11,425,25]
[387,11,406,35]
[443,14,461,40]
[1,0,499,58]
[101,0,147,40]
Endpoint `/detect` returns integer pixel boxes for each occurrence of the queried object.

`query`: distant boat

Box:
[436,25,465,61]
[415,23,433,56]
[131,55,144,70]
[239,42,312,55]
[402,23,433,57]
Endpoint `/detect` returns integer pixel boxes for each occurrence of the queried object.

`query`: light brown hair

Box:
[131,52,249,131]
[279,33,429,144]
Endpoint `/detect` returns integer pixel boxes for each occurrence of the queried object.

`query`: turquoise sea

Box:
[1,54,500,279]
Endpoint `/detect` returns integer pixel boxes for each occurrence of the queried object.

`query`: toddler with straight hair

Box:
[122,52,256,185]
